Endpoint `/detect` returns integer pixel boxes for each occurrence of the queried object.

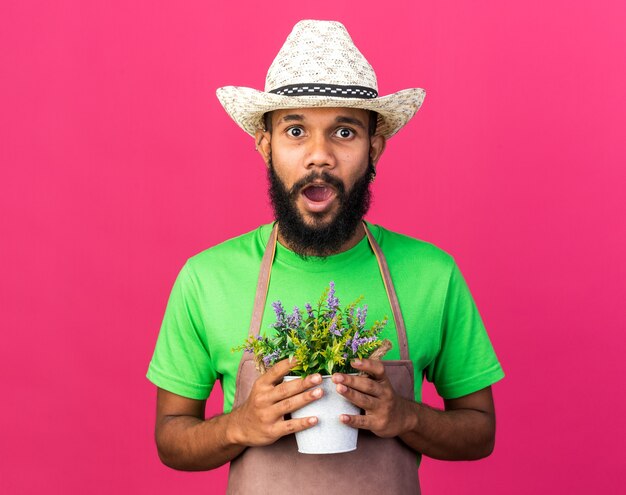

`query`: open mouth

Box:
[300,183,337,212]
[302,184,334,202]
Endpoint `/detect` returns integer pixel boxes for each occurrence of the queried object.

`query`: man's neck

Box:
[276,222,366,258]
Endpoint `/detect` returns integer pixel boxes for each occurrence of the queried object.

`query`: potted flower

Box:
[235,282,392,454]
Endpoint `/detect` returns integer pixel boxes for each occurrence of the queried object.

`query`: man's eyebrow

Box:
[335,116,366,129]
[279,114,305,123]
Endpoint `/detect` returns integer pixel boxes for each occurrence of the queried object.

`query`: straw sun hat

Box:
[216,20,425,139]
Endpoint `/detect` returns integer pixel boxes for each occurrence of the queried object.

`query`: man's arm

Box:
[155,388,243,471]
[154,358,323,471]
[398,387,495,460]
[333,358,496,460]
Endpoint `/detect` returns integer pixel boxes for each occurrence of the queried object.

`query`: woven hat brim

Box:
[216,86,426,139]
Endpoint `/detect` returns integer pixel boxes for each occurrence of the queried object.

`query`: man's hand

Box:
[228,358,324,447]
[333,358,497,460]
[332,358,415,438]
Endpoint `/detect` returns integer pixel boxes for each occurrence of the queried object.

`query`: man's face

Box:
[257,107,386,256]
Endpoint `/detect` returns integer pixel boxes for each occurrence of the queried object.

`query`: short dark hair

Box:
[263,110,379,136]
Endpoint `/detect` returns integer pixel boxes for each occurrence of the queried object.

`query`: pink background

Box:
[1,1,625,493]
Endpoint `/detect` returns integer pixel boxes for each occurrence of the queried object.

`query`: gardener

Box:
[147,20,504,494]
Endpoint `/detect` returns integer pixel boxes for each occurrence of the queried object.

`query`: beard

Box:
[267,157,375,258]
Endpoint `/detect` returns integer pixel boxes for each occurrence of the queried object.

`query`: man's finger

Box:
[351,358,386,380]
[272,385,323,415]
[340,413,372,430]
[269,373,322,403]
[335,382,376,410]
[264,357,299,385]
[275,416,319,437]
[332,373,382,397]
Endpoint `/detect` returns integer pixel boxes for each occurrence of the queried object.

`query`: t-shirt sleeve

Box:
[424,260,505,399]
[146,261,218,400]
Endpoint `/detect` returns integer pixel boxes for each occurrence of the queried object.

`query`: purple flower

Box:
[286,306,302,329]
[329,317,341,336]
[350,332,377,354]
[272,301,285,318]
[262,350,280,367]
[356,305,368,327]
[271,301,286,328]
[327,281,340,316]
[351,331,360,353]
[305,303,314,319]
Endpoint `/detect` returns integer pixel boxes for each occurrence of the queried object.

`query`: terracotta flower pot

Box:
[283,374,360,454]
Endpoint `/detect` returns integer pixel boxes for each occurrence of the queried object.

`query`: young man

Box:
[147,20,504,494]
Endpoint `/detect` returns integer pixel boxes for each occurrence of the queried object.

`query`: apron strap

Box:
[247,223,278,340]
[362,223,409,361]
[248,222,409,361]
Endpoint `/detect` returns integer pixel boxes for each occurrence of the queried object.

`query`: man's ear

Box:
[255,129,272,167]
[369,134,386,166]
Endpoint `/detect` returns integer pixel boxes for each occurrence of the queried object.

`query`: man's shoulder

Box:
[184,223,271,273]
[371,222,455,273]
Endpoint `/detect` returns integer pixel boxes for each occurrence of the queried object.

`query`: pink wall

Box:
[2,1,625,493]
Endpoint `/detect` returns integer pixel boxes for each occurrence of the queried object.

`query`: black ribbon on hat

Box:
[269,83,378,99]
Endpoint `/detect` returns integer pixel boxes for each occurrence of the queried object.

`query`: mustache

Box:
[289,171,346,197]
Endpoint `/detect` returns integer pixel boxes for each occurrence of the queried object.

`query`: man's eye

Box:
[287,127,303,137]
[335,128,354,138]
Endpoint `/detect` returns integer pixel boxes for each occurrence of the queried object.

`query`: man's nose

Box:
[305,133,336,170]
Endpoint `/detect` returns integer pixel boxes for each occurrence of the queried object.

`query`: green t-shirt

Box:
[147,222,504,412]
